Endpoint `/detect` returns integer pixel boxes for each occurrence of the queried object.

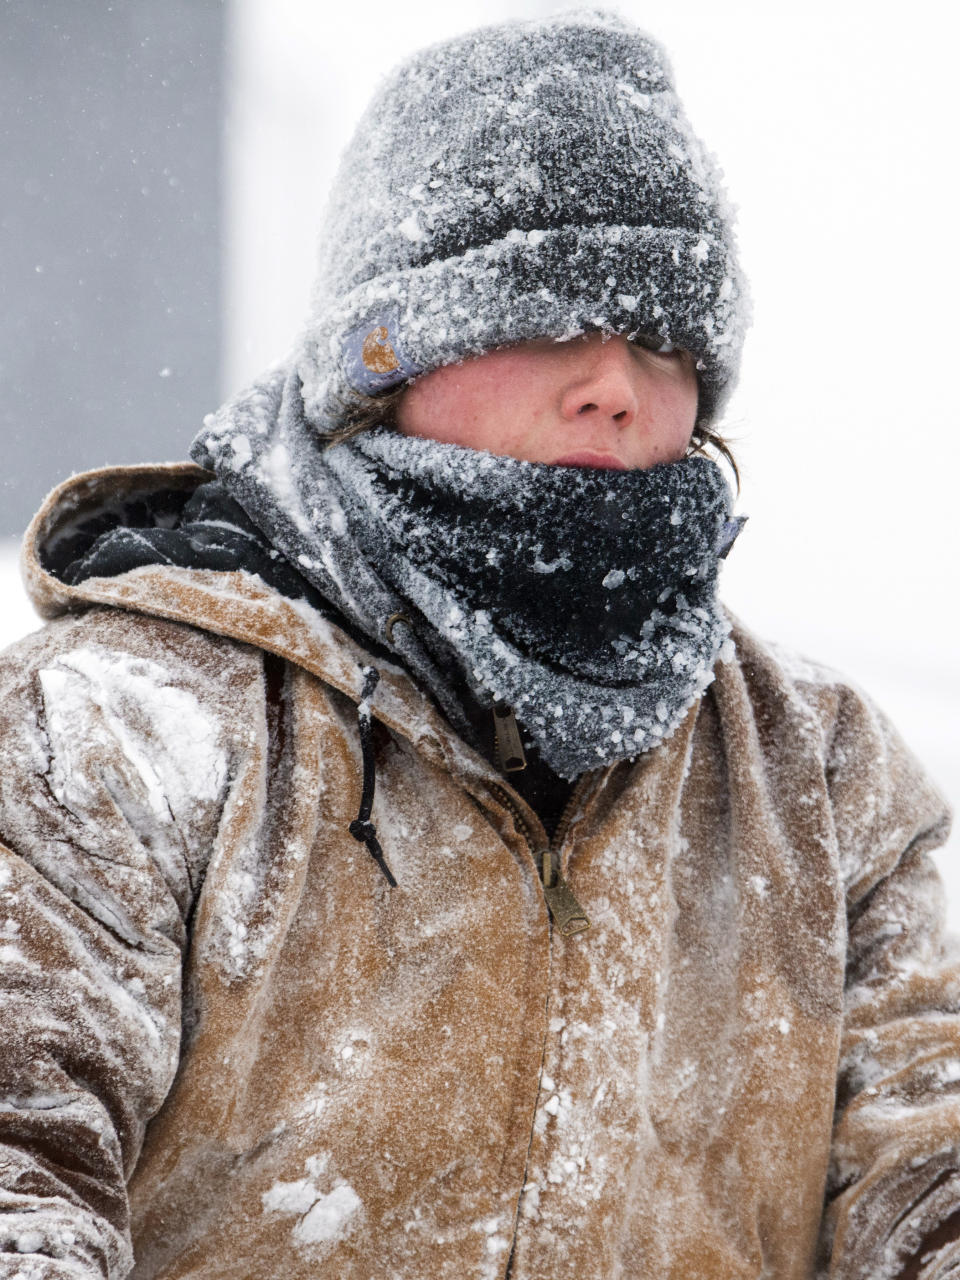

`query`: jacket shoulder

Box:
[0,607,266,820]
[727,615,862,725]
[724,616,951,903]
[0,605,263,693]
[725,614,916,762]
[0,608,267,921]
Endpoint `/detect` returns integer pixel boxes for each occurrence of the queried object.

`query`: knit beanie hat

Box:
[296,8,750,432]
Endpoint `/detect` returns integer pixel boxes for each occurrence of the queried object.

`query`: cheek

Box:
[635,373,699,463]
[653,368,700,434]
[395,355,545,451]
[396,368,478,443]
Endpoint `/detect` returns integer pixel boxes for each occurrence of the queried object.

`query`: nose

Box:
[559,335,640,428]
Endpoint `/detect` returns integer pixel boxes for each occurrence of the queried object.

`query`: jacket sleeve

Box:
[0,611,247,1279]
[818,679,960,1280]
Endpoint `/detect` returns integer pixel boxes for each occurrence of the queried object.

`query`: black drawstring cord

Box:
[348,666,397,887]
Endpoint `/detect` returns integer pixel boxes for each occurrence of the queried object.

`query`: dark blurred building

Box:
[1,0,225,535]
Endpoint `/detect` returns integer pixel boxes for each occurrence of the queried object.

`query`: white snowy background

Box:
[3,0,957,915]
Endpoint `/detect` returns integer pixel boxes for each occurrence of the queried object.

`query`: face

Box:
[395,331,699,470]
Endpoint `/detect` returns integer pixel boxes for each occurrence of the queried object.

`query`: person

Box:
[1,10,957,1279]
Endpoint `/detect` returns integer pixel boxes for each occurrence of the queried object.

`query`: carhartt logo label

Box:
[343,312,418,393]
[361,327,401,374]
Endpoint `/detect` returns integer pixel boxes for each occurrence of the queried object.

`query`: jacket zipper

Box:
[492,771,597,1279]
[487,774,593,936]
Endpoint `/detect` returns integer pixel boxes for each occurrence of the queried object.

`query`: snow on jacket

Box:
[0,462,957,1280]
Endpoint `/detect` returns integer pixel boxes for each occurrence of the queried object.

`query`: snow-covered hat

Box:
[296,8,750,431]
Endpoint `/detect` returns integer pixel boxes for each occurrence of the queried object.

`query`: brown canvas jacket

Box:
[0,463,957,1280]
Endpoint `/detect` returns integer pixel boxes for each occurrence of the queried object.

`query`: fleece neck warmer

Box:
[192,365,740,779]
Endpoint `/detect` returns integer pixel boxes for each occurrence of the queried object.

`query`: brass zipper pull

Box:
[541,849,590,936]
[492,704,527,772]
[543,875,591,937]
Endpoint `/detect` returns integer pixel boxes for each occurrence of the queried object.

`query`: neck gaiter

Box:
[192,365,741,778]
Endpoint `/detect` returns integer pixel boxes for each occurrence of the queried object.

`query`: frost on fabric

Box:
[764,638,846,692]
[0,1183,133,1280]
[262,1155,363,1252]
[258,442,311,535]
[226,433,252,471]
[207,820,315,982]
[2,640,232,946]
[194,666,335,983]
[38,647,227,857]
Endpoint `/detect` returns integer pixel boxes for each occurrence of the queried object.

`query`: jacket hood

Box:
[21,463,489,783]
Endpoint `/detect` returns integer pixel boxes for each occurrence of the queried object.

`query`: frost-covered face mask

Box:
[332,429,738,774]
[193,366,741,779]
